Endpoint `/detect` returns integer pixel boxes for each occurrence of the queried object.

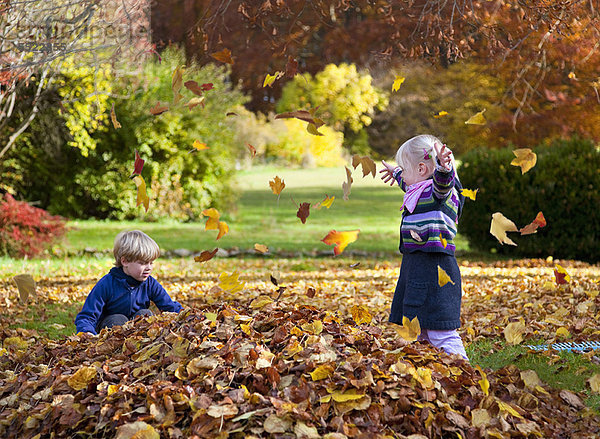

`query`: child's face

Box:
[121,258,154,281]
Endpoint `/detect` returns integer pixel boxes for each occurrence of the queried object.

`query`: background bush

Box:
[459,138,600,262]
[0,194,67,258]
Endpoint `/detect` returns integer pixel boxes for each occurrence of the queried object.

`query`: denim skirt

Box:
[389,251,462,330]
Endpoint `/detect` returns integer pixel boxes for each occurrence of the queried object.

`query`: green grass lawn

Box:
[63,166,470,255]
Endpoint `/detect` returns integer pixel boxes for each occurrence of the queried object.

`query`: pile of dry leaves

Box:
[1,296,599,438]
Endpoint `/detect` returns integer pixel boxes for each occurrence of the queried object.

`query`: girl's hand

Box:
[379,160,398,186]
[434,142,453,171]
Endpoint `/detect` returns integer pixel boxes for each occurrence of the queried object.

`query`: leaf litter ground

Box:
[1,257,599,438]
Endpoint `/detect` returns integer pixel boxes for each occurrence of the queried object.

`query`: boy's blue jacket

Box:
[75,267,182,334]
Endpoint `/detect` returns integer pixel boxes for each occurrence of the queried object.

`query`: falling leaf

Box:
[554,265,571,285]
[133,175,149,212]
[194,248,218,263]
[110,102,121,129]
[504,321,526,345]
[309,364,334,381]
[433,110,449,118]
[171,65,185,105]
[202,208,229,240]
[189,140,209,153]
[588,374,600,393]
[246,143,257,158]
[465,109,486,125]
[269,176,285,202]
[476,365,490,396]
[350,305,373,325]
[520,211,546,235]
[568,71,577,80]
[254,243,268,254]
[342,166,353,201]
[395,315,421,342]
[12,274,35,302]
[321,229,360,256]
[490,212,518,246]
[211,48,234,64]
[511,148,537,174]
[219,270,245,294]
[131,150,145,177]
[216,221,229,240]
[460,188,478,201]
[306,286,316,298]
[313,194,334,209]
[285,56,298,78]
[307,120,324,136]
[392,75,405,92]
[270,271,281,286]
[275,108,324,136]
[67,365,97,390]
[115,421,159,439]
[351,154,376,178]
[184,80,212,96]
[149,101,169,115]
[263,71,284,87]
[438,266,455,287]
[296,202,310,224]
[439,233,447,248]
[183,96,205,110]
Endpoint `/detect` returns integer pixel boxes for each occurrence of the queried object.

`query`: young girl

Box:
[380,134,468,360]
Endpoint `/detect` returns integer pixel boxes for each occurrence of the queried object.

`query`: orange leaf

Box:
[194,248,218,263]
[189,140,209,153]
[149,101,169,115]
[246,143,257,158]
[211,48,234,64]
[351,154,376,178]
[321,229,360,256]
[269,176,285,201]
[132,175,149,212]
[296,202,310,224]
[110,102,121,129]
[342,167,353,201]
[520,211,546,235]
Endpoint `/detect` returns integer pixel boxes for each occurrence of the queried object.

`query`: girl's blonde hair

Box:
[395,134,458,177]
[113,230,160,266]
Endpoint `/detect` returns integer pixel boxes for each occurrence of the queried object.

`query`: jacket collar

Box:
[110,266,143,287]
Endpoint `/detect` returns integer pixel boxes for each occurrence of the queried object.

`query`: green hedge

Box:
[459,138,600,262]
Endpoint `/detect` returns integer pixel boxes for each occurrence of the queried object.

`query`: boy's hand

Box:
[434,142,453,171]
[380,160,399,186]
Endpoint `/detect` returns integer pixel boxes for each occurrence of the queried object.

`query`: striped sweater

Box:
[394,164,464,255]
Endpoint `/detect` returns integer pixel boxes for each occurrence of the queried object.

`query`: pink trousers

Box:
[418,329,469,360]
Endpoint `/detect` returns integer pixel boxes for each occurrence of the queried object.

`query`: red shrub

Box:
[0,194,67,258]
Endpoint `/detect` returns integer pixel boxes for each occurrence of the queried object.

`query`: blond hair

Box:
[113,230,160,266]
[395,134,458,178]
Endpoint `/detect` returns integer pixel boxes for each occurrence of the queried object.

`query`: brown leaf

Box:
[296,202,310,224]
[194,248,218,263]
[149,101,169,115]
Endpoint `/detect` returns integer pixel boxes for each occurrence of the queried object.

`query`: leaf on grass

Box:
[433,110,449,118]
[12,274,35,303]
[219,270,245,294]
[465,109,486,125]
[520,212,546,235]
[211,48,234,64]
[171,65,185,105]
[68,365,96,390]
[554,264,571,285]
[392,75,405,92]
[110,102,121,129]
[296,202,310,224]
[511,148,537,174]
[342,166,353,200]
[254,243,268,254]
[351,154,376,178]
[321,229,359,256]
[194,248,218,263]
[133,175,149,212]
[149,101,169,115]
[350,305,372,325]
[115,421,159,439]
[189,140,209,153]
[438,265,455,287]
[460,188,478,201]
[504,321,526,345]
[246,143,256,158]
[490,212,518,246]
[131,150,145,177]
[263,71,284,87]
[269,176,285,201]
[395,315,421,342]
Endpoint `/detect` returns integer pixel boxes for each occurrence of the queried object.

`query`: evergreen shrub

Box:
[459,138,600,262]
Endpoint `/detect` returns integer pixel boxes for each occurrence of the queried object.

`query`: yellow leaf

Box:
[490,212,518,246]
[107,384,119,396]
[350,305,372,325]
[504,321,526,345]
[218,270,245,294]
[395,315,421,342]
[254,243,269,253]
[556,326,571,338]
[216,221,229,240]
[202,208,221,230]
[13,274,35,303]
[263,71,284,87]
[171,65,185,105]
[588,374,600,393]
[320,194,335,209]
[309,364,334,381]
[250,295,274,309]
[301,320,323,335]
[269,176,286,197]
[326,389,365,402]
[3,336,28,350]
[568,71,576,80]
[132,175,149,212]
[439,233,447,248]
[321,229,360,256]
[438,265,455,287]
[351,154,376,178]
[433,110,449,118]
[460,188,478,201]
[476,365,490,396]
[497,400,524,419]
[110,102,121,129]
[392,75,405,92]
[67,366,97,390]
[191,140,209,151]
[307,121,324,136]
[510,148,537,174]
[554,264,571,285]
[115,421,160,439]
[412,367,434,389]
[465,109,486,125]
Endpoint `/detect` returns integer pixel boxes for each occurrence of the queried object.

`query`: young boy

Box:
[75,230,182,335]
